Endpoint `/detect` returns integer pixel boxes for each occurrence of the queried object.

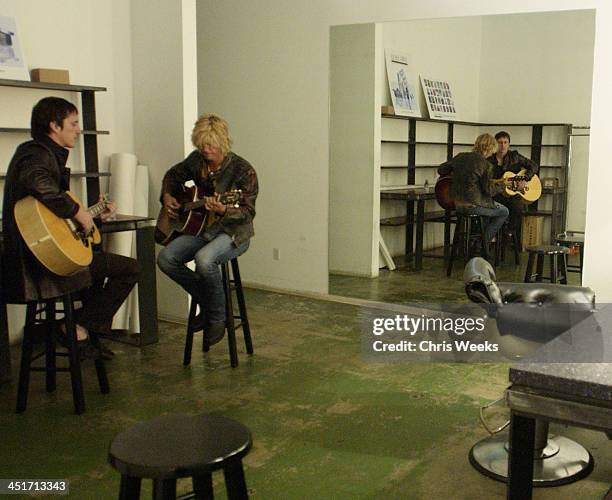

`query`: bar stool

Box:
[16,293,109,415]
[108,414,252,500]
[524,245,570,284]
[447,211,490,276]
[184,258,253,368]
[497,221,521,265]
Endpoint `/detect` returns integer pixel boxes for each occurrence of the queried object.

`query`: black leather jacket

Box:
[2,136,91,302]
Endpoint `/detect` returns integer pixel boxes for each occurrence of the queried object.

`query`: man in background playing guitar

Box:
[438,134,510,245]
[487,131,539,242]
[2,97,139,358]
[157,113,258,347]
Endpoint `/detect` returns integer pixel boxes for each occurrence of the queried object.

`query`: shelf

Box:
[0,171,111,180]
[0,78,106,92]
[382,139,565,148]
[381,113,571,127]
[0,127,109,135]
[380,211,449,226]
[381,164,440,169]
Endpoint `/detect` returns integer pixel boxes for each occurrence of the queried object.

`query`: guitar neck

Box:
[88,200,107,218]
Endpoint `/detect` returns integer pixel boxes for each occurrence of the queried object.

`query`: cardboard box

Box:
[381,105,395,115]
[522,215,544,251]
[30,68,70,85]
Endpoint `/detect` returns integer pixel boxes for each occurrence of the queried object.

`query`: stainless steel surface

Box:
[469,432,593,485]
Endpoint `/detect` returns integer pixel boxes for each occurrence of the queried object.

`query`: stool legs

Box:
[559,254,568,284]
[119,475,141,500]
[222,262,239,368]
[223,460,249,500]
[231,259,253,355]
[524,253,536,283]
[45,300,57,393]
[63,294,85,414]
[184,299,198,365]
[550,253,559,284]
[193,473,214,499]
[16,302,37,413]
[153,479,176,500]
[89,331,110,394]
[535,255,544,283]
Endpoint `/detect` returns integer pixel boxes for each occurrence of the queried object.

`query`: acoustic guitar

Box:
[435,169,542,210]
[14,192,108,276]
[155,185,241,245]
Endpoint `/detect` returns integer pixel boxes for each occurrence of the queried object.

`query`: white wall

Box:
[195,0,612,301]
[0,0,135,341]
[329,24,379,276]
[479,10,595,231]
[131,0,197,322]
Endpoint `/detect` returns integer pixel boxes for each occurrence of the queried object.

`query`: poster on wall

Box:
[384,49,420,117]
[0,16,29,81]
[420,76,457,121]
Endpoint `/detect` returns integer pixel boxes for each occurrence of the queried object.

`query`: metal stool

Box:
[524,245,569,284]
[447,212,489,276]
[16,293,109,415]
[497,221,521,265]
[184,258,253,368]
[108,414,252,500]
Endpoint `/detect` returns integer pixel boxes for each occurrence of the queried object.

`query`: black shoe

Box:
[204,321,226,347]
[191,313,205,332]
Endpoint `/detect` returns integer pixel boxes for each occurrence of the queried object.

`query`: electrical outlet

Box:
[273,248,280,260]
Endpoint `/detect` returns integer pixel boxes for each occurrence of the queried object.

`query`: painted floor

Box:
[0,254,610,499]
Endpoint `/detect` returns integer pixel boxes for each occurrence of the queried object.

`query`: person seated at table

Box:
[2,97,140,359]
[487,131,538,239]
[438,133,510,244]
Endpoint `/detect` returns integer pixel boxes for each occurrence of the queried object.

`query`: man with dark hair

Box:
[488,131,539,239]
[2,97,140,358]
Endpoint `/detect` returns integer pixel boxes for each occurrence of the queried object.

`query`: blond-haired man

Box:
[438,133,509,243]
[157,114,258,346]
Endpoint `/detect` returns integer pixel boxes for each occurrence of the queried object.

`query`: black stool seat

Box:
[109,414,252,500]
[526,245,570,255]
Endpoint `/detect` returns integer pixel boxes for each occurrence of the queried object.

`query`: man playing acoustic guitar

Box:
[487,131,539,243]
[157,113,258,347]
[2,97,140,359]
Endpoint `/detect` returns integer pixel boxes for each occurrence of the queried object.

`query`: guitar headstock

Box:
[220,189,242,208]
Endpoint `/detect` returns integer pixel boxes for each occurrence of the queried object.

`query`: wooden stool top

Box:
[526,245,570,254]
[108,414,252,479]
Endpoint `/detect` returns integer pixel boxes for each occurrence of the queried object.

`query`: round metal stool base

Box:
[469,433,593,486]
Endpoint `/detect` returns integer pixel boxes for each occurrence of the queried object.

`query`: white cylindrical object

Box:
[106,153,138,330]
[128,164,150,334]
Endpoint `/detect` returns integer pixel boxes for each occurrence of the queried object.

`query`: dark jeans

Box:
[77,251,140,334]
[494,194,525,234]
[464,202,509,243]
[157,233,249,324]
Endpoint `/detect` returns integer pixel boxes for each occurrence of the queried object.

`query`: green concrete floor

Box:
[0,259,610,499]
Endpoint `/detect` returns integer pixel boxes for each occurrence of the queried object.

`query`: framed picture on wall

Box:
[421,76,457,121]
[0,16,29,81]
[384,49,421,117]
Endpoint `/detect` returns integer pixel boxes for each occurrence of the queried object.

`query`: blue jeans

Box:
[157,233,249,323]
[465,202,509,243]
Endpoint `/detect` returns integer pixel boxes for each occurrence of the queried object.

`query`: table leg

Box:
[136,226,159,346]
[507,412,536,500]
[0,301,11,384]
[405,200,415,263]
[415,200,425,271]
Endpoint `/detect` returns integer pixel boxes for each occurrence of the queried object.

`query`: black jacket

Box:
[2,136,91,302]
[487,150,538,180]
